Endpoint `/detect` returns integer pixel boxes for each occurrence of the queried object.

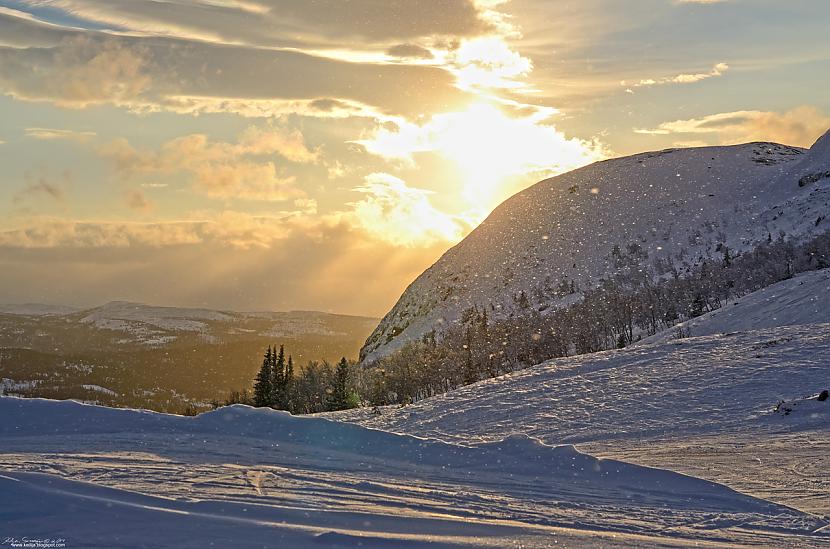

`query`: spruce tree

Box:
[271,344,285,409]
[329,357,350,411]
[253,346,274,407]
[285,355,294,411]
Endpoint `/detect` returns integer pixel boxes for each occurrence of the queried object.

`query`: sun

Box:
[359,101,605,225]
[428,103,603,216]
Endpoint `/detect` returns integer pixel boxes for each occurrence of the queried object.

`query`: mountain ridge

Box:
[361,134,830,363]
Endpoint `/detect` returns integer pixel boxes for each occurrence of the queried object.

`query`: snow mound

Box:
[0,397,795,514]
[640,268,830,345]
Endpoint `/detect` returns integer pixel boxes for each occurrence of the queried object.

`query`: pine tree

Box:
[271,344,286,410]
[722,246,732,267]
[329,357,351,411]
[253,346,274,407]
[284,355,294,412]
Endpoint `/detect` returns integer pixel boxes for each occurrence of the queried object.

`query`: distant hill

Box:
[0,302,378,412]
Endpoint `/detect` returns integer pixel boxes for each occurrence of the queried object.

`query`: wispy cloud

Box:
[97,125,318,202]
[623,62,729,91]
[634,106,830,147]
[0,8,475,118]
[25,127,96,142]
[13,179,66,204]
[20,0,492,47]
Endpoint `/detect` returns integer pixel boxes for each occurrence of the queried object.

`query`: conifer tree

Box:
[271,344,285,409]
[284,355,294,412]
[329,357,351,411]
[253,346,274,407]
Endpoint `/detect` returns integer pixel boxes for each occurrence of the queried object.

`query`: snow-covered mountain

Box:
[361,131,830,362]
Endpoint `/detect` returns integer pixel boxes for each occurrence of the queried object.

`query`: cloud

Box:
[13,179,66,204]
[675,1,728,4]
[97,126,318,201]
[634,106,830,147]
[25,127,96,141]
[386,43,434,59]
[451,36,533,91]
[0,9,475,118]
[359,102,607,211]
[22,0,491,47]
[0,34,151,108]
[0,212,297,250]
[623,62,729,89]
[349,173,466,247]
[125,189,151,211]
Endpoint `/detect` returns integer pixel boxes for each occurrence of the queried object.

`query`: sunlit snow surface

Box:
[0,396,827,548]
[2,277,830,546]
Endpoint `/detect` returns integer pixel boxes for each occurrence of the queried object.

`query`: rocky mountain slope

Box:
[361,131,830,362]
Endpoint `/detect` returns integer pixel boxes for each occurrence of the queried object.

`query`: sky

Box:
[1,0,829,316]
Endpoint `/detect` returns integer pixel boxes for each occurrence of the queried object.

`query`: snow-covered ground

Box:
[331,306,830,525]
[1,397,827,548]
[639,268,830,345]
[333,323,830,445]
[2,268,830,546]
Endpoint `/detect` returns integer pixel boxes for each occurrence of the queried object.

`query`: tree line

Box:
[223,345,360,413]
[357,230,830,405]
[220,230,830,413]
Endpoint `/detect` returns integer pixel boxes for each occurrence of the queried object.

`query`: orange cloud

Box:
[635,106,830,148]
[97,126,318,201]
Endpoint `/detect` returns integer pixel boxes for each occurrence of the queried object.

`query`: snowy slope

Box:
[78,301,234,332]
[1,397,827,547]
[640,268,830,345]
[339,323,830,445]
[362,132,830,362]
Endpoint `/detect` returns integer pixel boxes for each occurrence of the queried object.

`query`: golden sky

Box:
[1,0,829,315]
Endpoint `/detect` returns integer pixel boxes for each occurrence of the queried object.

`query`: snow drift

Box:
[0,396,802,515]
